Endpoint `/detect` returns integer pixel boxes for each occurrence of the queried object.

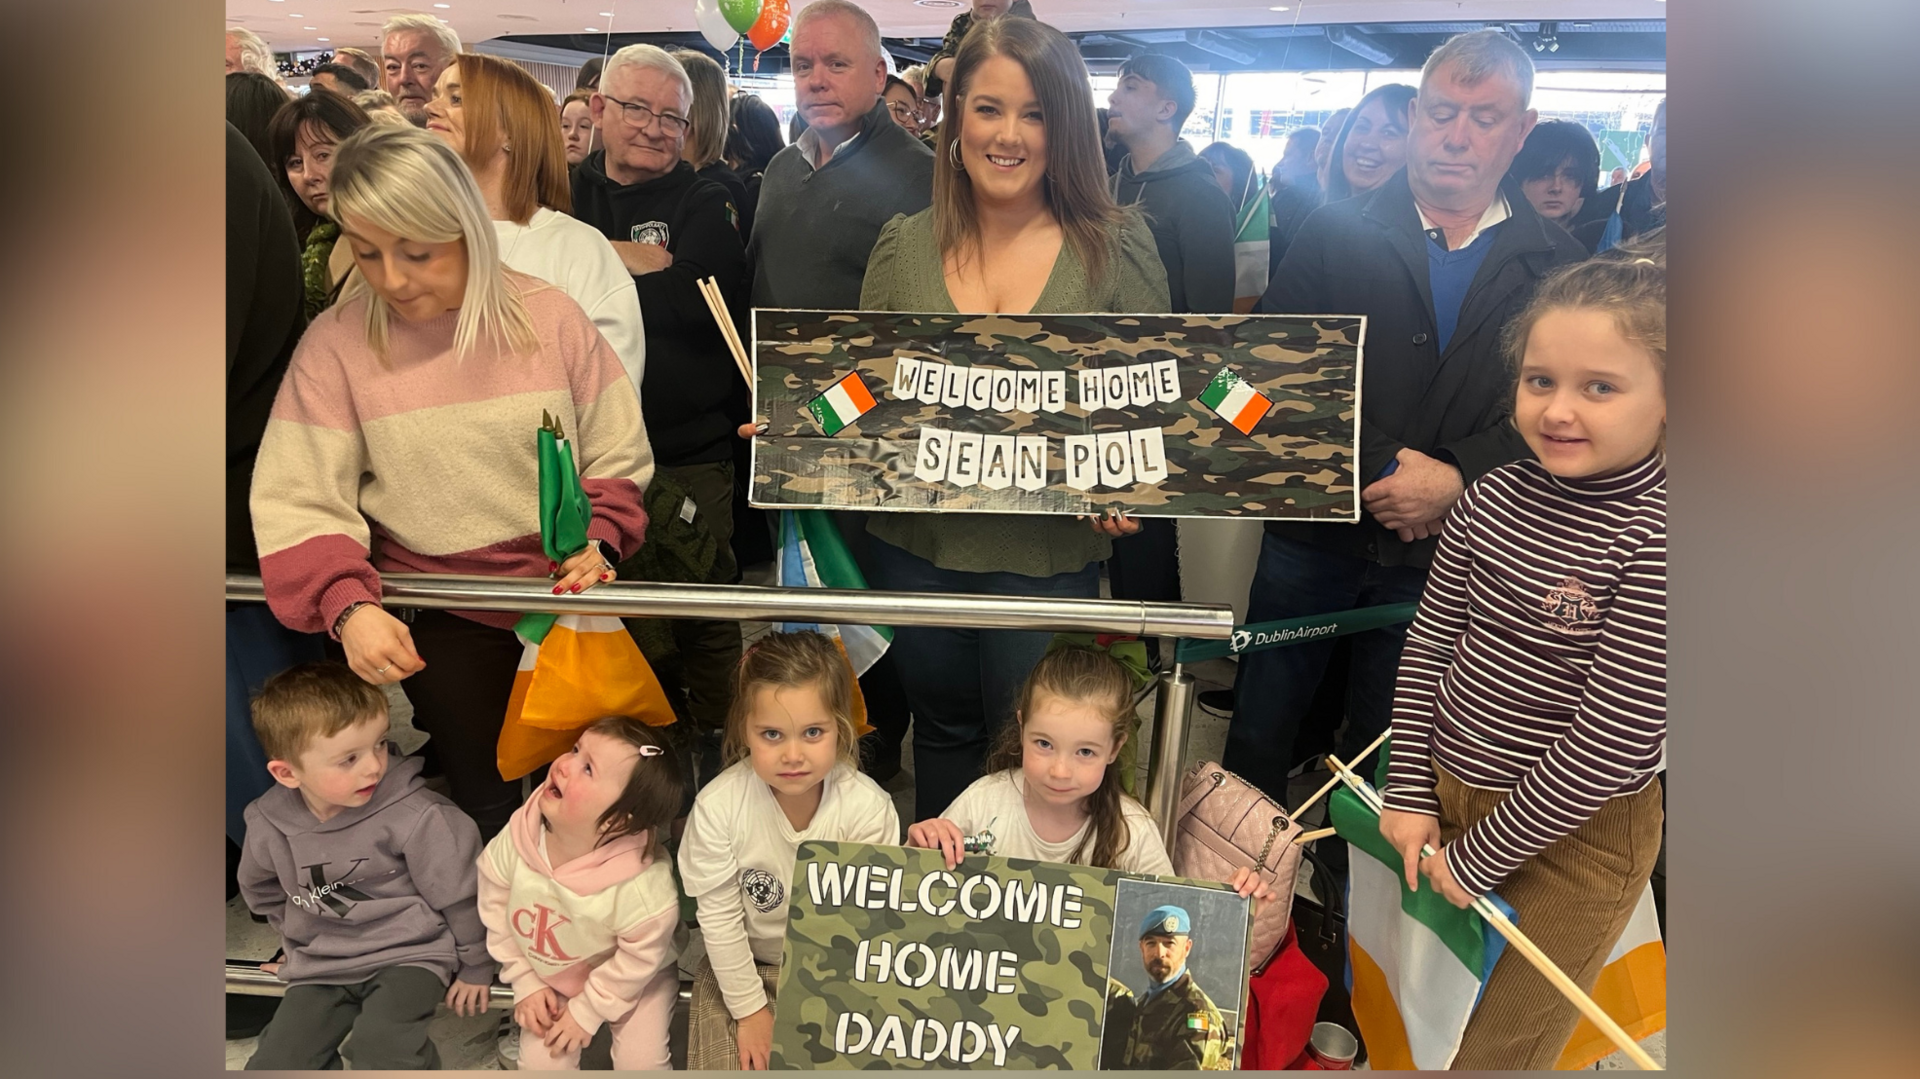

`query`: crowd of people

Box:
[226,2,1666,1070]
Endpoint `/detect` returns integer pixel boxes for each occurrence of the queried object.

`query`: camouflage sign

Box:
[750,311,1363,520]
[770,841,1251,1070]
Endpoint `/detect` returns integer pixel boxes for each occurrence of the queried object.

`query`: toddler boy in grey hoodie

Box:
[238,662,495,1069]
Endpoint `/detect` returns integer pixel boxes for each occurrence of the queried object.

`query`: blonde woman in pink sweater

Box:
[251,124,654,837]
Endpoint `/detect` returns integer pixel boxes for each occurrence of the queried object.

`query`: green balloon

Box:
[720,0,760,35]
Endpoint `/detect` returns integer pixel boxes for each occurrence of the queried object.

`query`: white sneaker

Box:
[494,1016,519,1070]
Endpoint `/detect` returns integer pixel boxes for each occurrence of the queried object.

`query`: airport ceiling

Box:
[227,1,1667,72]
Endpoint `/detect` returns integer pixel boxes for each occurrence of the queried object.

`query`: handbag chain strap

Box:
[1254,813,1289,872]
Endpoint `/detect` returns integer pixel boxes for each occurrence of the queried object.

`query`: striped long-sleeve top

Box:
[1382,452,1665,897]
[251,273,654,636]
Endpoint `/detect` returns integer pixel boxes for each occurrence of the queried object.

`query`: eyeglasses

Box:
[601,94,690,137]
[887,101,916,119]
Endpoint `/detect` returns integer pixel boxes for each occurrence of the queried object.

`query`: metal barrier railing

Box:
[227,963,689,1010]
[225,573,1234,842]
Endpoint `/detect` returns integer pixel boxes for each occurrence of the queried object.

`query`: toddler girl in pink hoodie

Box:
[477,716,684,1070]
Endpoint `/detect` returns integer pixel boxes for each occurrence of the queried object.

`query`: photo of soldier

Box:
[1100,880,1250,1069]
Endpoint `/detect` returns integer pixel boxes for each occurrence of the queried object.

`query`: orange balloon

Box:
[747,0,789,51]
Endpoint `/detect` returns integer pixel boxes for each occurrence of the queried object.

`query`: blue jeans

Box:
[228,605,326,844]
[865,538,1101,821]
[1223,533,1428,804]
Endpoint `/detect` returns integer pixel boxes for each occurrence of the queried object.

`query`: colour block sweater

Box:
[239,755,494,988]
[678,760,900,1020]
[1382,454,1666,897]
[476,787,680,1040]
[250,273,652,635]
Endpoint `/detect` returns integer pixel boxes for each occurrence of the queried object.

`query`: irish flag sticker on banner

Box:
[1198,366,1272,436]
[807,372,879,435]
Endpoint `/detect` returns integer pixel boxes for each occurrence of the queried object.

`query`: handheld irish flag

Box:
[806,371,879,435]
[1330,784,1668,1069]
[1232,177,1272,312]
[1198,366,1272,436]
[774,510,885,735]
[497,412,676,781]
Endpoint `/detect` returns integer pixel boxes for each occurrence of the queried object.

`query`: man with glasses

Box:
[572,44,749,763]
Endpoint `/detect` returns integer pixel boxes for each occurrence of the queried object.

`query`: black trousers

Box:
[246,965,443,1070]
[402,609,523,839]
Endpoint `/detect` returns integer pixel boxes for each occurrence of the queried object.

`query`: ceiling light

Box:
[600,11,616,16]
[434,2,451,7]
[317,37,329,42]
[1269,5,1289,9]
[587,26,601,31]
[304,27,316,31]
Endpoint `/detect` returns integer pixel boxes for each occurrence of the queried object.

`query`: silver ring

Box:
[375,663,392,674]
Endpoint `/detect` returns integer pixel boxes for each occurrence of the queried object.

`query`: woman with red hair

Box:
[425,52,647,393]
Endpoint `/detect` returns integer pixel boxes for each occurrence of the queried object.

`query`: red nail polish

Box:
[552,585,563,595]
[570,584,581,593]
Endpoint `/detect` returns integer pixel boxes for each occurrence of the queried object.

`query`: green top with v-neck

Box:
[857,207,1172,577]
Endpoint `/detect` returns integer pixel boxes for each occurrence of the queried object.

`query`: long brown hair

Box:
[933,15,1123,288]
[723,632,861,770]
[986,646,1137,869]
[450,52,572,222]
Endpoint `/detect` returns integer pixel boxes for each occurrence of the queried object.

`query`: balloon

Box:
[720,0,761,36]
[693,0,739,52]
[747,0,789,51]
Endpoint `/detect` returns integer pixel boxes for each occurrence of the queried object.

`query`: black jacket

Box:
[1569,172,1664,254]
[572,156,747,466]
[227,122,306,573]
[1256,169,1588,567]
[1111,140,1236,314]
[750,98,934,310]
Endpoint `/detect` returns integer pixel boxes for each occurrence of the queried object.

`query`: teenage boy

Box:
[1106,52,1236,315]
[239,663,494,1070]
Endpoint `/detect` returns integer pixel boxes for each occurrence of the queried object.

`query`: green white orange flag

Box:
[1233,180,1272,310]
[1198,366,1272,435]
[1329,785,1668,1069]
[807,371,879,435]
[1330,786,1512,1069]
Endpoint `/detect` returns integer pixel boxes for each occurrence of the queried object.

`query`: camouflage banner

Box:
[750,311,1363,520]
[770,841,1252,1070]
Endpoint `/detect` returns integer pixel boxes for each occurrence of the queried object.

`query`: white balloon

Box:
[693,0,739,52]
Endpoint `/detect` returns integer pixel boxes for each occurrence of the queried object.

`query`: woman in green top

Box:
[859,14,1171,820]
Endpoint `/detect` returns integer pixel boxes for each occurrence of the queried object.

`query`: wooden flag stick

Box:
[1293,827,1337,845]
[695,277,754,388]
[1319,753,1661,1070]
[1289,729,1391,821]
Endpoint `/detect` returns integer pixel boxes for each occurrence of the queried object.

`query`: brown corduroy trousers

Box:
[1436,762,1664,1070]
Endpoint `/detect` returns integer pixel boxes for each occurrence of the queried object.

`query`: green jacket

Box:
[856,206,1171,577]
[1101,972,1231,1069]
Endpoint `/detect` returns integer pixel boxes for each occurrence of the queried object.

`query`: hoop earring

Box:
[949,138,964,171]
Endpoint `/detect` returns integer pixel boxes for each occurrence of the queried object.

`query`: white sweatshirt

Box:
[678,760,900,1019]
[494,208,647,392]
[942,770,1174,875]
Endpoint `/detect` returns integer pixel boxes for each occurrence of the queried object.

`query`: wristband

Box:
[332,601,372,640]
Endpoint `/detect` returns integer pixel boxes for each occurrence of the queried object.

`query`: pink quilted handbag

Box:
[1172,759,1305,972]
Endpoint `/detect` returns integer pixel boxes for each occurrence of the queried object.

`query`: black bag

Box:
[1290,844,1367,1064]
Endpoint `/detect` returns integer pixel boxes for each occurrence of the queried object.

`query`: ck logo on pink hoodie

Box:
[512,903,580,962]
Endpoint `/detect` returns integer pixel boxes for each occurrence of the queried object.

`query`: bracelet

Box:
[332,601,372,639]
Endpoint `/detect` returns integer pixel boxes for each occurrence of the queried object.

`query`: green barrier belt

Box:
[1174,602,1420,663]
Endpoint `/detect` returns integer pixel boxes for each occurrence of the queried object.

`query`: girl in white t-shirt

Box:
[910,647,1273,901]
[678,632,900,1070]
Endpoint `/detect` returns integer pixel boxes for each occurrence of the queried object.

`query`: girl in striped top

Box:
[1377,234,1666,1069]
